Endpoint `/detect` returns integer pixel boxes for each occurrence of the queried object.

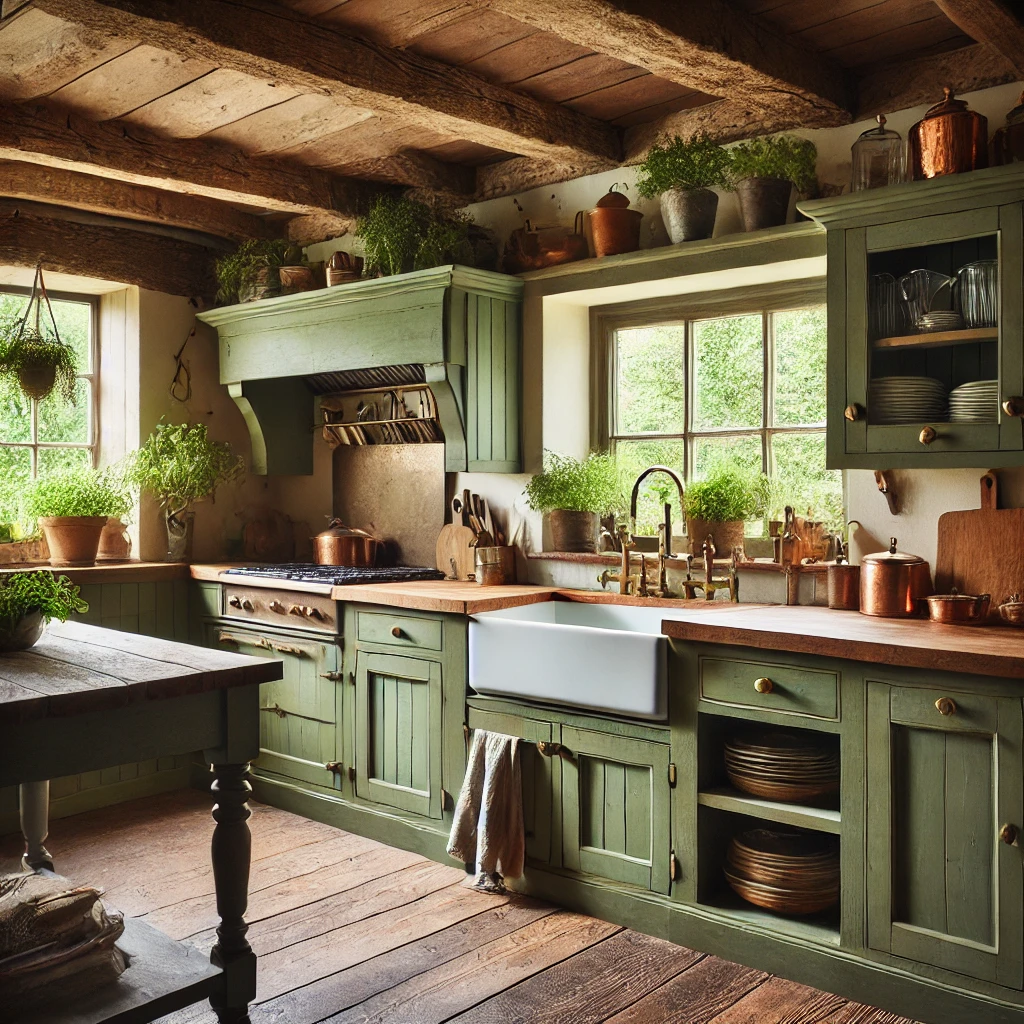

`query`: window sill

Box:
[527,551,829,573]
[0,560,192,584]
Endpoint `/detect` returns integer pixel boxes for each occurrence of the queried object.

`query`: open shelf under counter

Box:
[697,786,840,835]
[699,886,841,947]
[872,326,998,349]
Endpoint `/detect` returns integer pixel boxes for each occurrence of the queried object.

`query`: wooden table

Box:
[0,620,283,1024]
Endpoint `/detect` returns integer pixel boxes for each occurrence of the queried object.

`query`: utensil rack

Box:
[321,384,444,447]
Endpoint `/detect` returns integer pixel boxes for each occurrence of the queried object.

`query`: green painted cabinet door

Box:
[208,623,342,791]
[354,650,443,819]
[561,726,672,894]
[867,682,1023,988]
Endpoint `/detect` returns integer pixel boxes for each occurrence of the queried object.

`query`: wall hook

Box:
[874,470,899,515]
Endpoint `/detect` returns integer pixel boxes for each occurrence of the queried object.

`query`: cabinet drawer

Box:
[357,610,443,651]
[700,656,838,721]
[222,585,338,633]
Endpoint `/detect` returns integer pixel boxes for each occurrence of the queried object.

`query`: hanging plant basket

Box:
[18,362,58,401]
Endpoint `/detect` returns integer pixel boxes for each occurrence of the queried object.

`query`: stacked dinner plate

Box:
[948,379,998,423]
[868,376,947,424]
[914,310,964,332]
[724,732,839,802]
[725,829,840,916]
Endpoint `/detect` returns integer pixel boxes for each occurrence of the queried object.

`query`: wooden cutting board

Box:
[935,507,1024,612]
[435,524,478,581]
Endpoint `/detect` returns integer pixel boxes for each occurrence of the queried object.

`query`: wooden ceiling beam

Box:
[0,160,274,241]
[932,0,1024,78]
[327,150,475,204]
[27,0,622,167]
[471,0,852,126]
[0,199,215,296]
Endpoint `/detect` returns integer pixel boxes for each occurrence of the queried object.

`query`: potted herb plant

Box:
[215,239,307,304]
[683,465,769,557]
[524,452,623,553]
[728,135,818,231]
[127,421,244,562]
[22,467,132,567]
[0,570,87,652]
[636,132,732,243]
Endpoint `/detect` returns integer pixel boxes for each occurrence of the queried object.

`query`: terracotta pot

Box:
[96,517,132,562]
[661,187,719,243]
[589,207,643,257]
[38,516,107,567]
[686,518,745,558]
[165,510,195,563]
[0,610,46,653]
[548,509,598,553]
[278,265,319,295]
[735,177,793,231]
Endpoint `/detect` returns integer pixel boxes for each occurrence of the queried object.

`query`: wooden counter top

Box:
[1,562,191,584]
[659,604,1024,679]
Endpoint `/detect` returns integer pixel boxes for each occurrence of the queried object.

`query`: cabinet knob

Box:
[391,625,404,638]
[268,600,286,614]
[241,598,256,612]
[844,403,863,422]
[1003,397,1024,419]
[753,676,774,694]
[919,426,937,446]
[935,697,957,716]
[1000,823,1018,846]
[227,596,242,608]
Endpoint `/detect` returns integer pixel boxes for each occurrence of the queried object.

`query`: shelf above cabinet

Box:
[873,327,998,350]
[697,786,841,834]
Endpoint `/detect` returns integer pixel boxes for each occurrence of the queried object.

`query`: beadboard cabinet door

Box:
[867,681,1024,988]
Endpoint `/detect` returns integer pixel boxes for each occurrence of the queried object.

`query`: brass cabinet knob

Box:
[391,625,404,638]
[919,426,937,446]
[753,676,774,694]
[1003,397,1024,418]
[1000,823,1019,846]
[935,697,957,716]
[844,403,863,422]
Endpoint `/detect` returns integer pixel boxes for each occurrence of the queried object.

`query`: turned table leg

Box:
[209,763,255,1024]
[19,780,53,872]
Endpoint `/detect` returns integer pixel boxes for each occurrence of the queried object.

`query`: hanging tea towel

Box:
[447,730,525,893]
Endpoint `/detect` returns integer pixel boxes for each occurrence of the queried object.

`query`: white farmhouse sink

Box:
[469,602,675,721]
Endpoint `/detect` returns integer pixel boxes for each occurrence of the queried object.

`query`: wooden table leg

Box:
[19,780,53,872]
[209,762,255,1024]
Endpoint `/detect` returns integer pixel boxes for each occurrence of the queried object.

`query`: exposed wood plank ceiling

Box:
[0,0,1021,292]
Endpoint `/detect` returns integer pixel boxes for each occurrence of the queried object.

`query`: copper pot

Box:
[313,518,378,566]
[859,537,932,618]
[909,87,988,180]
[991,90,1024,166]
[926,588,990,625]
[827,563,861,611]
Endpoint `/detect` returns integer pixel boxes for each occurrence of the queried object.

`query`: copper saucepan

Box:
[313,518,378,566]
[926,588,991,625]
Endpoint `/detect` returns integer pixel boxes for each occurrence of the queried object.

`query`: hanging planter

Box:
[0,264,77,404]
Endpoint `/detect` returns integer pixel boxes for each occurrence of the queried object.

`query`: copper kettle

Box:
[313,518,378,566]
[909,87,988,180]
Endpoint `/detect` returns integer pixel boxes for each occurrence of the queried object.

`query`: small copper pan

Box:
[926,588,991,625]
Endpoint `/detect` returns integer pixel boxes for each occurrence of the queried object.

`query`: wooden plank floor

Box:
[0,789,919,1024]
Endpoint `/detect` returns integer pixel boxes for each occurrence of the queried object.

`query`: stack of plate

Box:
[724,732,839,802]
[725,829,840,916]
[868,376,947,424]
[915,310,964,332]
[949,380,998,423]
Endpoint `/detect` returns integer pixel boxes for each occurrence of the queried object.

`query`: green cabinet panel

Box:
[354,650,443,818]
[699,655,839,721]
[561,725,671,894]
[867,681,1023,988]
[356,609,443,651]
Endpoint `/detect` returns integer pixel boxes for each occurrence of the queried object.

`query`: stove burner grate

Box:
[223,564,446,586]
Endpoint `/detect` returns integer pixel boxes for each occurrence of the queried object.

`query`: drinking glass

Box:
[954,260,998,328]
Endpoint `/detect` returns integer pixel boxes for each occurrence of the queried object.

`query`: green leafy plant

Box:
[636,132,732,198]
[414,212,474,270]
[22,466,131,519]
[728,135,818,193]
[215,239,304,304]
[126,421,244,522]
[0,317,77,404]
[524,452,624,514]
[0,570,87,625]
[684,465,769,522]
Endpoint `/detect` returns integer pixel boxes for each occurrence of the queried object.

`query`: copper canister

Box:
[909,87,988,180]
[991,90,1024,166]
[859,537,932,618]
[827,563,861,611]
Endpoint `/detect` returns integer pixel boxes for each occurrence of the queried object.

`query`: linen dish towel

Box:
[447,730,525,893]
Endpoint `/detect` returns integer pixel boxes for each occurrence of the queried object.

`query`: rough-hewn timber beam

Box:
[473,0,852,125]
[0,160,274,241]
[0,102,379,239]
[28,0,621,167]
[335,150,475,203]
[0,200,215,296]
[932,0,1024,78]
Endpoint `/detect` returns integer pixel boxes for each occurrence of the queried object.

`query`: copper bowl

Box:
[926,589,990,625]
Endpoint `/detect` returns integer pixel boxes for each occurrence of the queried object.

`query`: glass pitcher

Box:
[899,269,954,330]
[869,273,905,340]
[954,260,998,328]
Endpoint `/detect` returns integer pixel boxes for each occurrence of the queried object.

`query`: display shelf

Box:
[872,326,998,349]
[701,886,841,947]
[697,786,841,835]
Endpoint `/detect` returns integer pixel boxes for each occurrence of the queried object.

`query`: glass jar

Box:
[851,114,906,191]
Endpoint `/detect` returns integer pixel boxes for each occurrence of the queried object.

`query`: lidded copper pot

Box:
[859,537,932,618]
[313,518,378,566]
[909,87,988,180]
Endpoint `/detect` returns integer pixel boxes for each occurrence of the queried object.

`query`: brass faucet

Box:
[598,524,641,595]
[628,465,685,556]
[683,534,739,601]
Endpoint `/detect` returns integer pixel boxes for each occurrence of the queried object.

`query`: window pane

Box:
[37,446,91,476]
[693,434,762,477]
[48,298,92,373]
[0,380,31,443]
[692,314,763,429]
[774,306,827,426]
[39,378,90,444]
[771,432,843,529]
[614,325,685,434]
[615,438,686,537]
[0,446,31,530]
[0,292,25,321]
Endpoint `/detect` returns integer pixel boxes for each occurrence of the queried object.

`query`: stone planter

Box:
[0,610,46,653]
[549,509,598,553]
[38,515,107,567]
[661,187,719,243]
[686,518,745,558]
[735,177,793,231]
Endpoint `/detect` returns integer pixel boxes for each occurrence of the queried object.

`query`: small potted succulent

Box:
[0,570,87,652]
[127,421,244,562]
[728,135,818,231]
[683,465,769,557]
[524,452,623,553]
[215,238,308,304]
[636,132,732,243]
[22,467,132,567]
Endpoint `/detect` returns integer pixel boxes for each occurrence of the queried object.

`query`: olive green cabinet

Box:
[866,681,1024,988]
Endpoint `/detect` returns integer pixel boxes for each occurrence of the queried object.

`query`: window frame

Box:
[0,285,99,475]
[590,279,828,482]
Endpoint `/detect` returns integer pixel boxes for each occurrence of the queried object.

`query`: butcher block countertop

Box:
[659,603,1024,679]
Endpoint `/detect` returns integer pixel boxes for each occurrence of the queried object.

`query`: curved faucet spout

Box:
[629,465,685,557]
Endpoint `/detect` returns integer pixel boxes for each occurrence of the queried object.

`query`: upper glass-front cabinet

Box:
[800,163,1024,469]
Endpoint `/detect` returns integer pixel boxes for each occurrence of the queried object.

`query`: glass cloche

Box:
[851,114,906,191]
